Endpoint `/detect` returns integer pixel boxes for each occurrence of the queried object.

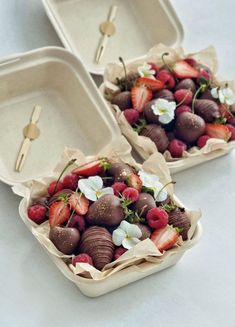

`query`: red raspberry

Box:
[148,62,158,74]
[27,204,47,224]
[197,69,211,84]
[175,105,191,117]
[47,180,63,195]
[72,254,93,266]
[157,69,175,89]
[123,109,140,125]
[226,124,235,140]
[67,215,86,232]
[62,174,79,191]
[184,58,197,67]
[147,207,169,229]
[113,247,127,260]
[197,135,211,148]
[174,89,193,105]
[112,182,127,196]
[168,139,187,158]
[122,187,139,202]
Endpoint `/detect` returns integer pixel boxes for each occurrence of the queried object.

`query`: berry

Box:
[136,77,164,91]
[27,204,47,224]
[127,174,143,192]
[226,124,235,140]
[184,58,197,67]
[150,225,179,252]
[197,135,211,148]
[157,69,175,89]
[112,182,127,196]
[168,139,187,158]
[147,207,169,229]
[172,60,199,79]
[113,247,127,260]
[72,158,109,177]
[49,201,70,227]
[122,187,139,202]
[112,91,132,110]
[72,253,94,266]
[67,214,86,232]
[123,109,140,125]
[148,62,159,74]
[62,174,79,191]
[174,89,193,105]
[175,105,191,117]
[197,69,210,84]
[47,180,63,196]
[131,86,153,112]
[68,193,89,215]
[205,124,231,141]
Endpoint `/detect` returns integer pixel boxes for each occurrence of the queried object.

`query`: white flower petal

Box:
[78,179,91,194]
[159,113,174,124]
[98,187,114,198]
[87,176,103,191]
[211,87,219,98]
[223,87,233,97]
[122,237,141,250]
[119,220,142,238]
[226,96,235,105]
[218,89,225,104]
[112,228,126,246]
[154,182,168,202]
[138,170,159,187]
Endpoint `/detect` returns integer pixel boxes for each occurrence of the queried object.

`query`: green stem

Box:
[53,159,76,194]
[176,89,192,108]
[119,57,128,91]
[156,181,176,201]
[161,52,173,74]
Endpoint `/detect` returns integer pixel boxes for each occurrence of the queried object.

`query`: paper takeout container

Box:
[41,0,183,75]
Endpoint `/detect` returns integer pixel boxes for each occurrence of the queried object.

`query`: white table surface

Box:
[0,1,235,326]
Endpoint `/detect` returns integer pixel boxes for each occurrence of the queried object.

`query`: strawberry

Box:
[226,124,235,140]
[157,69,175,89]
[148,62,159,74]
[69,193,89,215]
[49,201,70,227]
[184,58,197,67]
[127,174,143,192]
[205,124,231,141]
[150,225,179,252]
[136,77,164,91]
[131,86,152,112]
[172,60,199,79]
[72,158,110,177]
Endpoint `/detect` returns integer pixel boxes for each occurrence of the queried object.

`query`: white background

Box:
[0,1,235,326]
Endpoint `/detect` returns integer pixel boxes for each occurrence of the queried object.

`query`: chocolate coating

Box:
[49,226,80,254]
[168,208,191,241]
[175,78,196,94]
[86,194,125,226]
[175,112,206,144]
[132,193,156,217]
[143,100,159,124]
[140,124,170,153]
[153,89,175,101]
[199,89,215,101]
[194,99,220,122]
[135,223,152,240]
[112,91,132,111]
[108,162,134,182]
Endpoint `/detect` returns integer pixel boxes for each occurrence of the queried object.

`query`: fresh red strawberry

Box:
[113,247,127,260]
[49,201,70,227]
[168,139,187,158]
[147,207,168,229]
[184,58,197,67]
[122,187,139,202]
[72,158,110,177]
[174,89,193,105]
[226,124,235,140]
[205,124,231,141]
[62,174,79,191]
[127,174,143,192]
[27,204,47,224]
[136,77,164,91]
[131,86,152,112]
[68,193,89,215]
[148,62,159,74]
[157,69,175,89]
[151,225,179,252]
[197,135,211,148]
[173,60,199,79]
[112,182,127,196]
[123,109,140,125]
[47,180,63,196]
[72,254,93,266]
[175,105,191,117]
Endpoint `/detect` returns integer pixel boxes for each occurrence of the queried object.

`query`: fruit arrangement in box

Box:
[102,45,235,168]
[22,147,200,278]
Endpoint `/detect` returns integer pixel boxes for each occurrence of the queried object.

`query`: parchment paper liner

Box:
[101,44,235,165]
[13,136,201,281]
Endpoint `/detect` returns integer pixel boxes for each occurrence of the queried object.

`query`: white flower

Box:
[211,87,235,105]
[112,221,142,250]
[78,176,113,201]
[151,98,176,124]
[137,63,155,78]
[138,170,168,202]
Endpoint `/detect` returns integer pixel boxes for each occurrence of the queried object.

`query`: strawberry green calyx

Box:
[133,118,147,134]
[99,158,111,171]
[162,203,178,213]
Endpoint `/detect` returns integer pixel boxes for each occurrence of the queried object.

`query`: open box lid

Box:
[42,0,184,75]
[0,47,121,186]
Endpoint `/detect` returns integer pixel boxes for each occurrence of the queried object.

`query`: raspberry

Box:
[226,124,235,140]
[174,89,193,105]
[47,180,63,195]
[113,247,127,260]
[67,215,86,232]
[123,109,140,125]
[112,182,127,196]
[148,62,158,74]
[175,105,191,117]
[62,174,79,191]
[27,204,47,224]
[72,254,93,266]
[146,207,169,229]
[197,69,211,84]
[157,69,175,89]
[168,139,187,158]
[197,135,211,148]
[122,187,139,202]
